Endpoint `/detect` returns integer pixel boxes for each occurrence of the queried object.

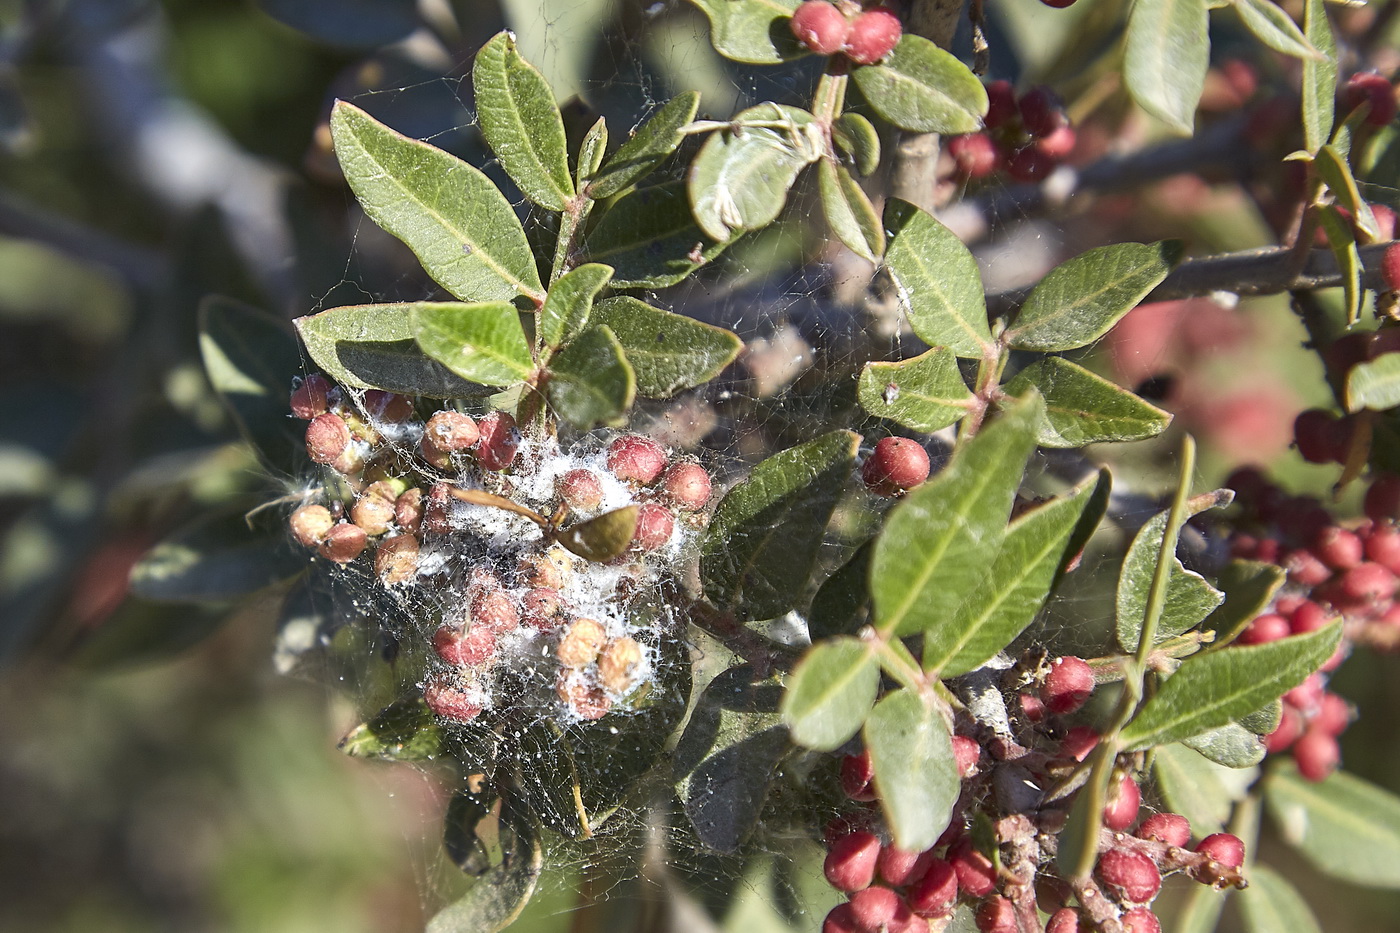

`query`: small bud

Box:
[607,435,668,484]
[318,523,367,563]
[289,504,334,547]
[350,495,395,536]
[521,587,566,631]
[374,533,419,584]
[423,674,483,721]
[557,617,608,668]
[290,374,331,419]
[1194,833,1245,869]
[556,672,611,720]
[433,623,496,666]
[843,7,902,66]
[557,468,605,511]
[306,413,352,464]
[476,411,520,471]
[823,831,880,892]
[1103,772,1141,831]
[633,503,675,550]
[1136,812,1191,848]
[662,462,712,510]
[395,487,424,534]
[1041,656,1094,714]
[1096,848,1161,904]
[789,0,851,56]
[423,410,480,453]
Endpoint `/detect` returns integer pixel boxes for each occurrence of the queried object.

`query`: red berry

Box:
[1034,124,1077,160]
[608,435,668,484]
[306,412,353,464]
[662,462,712,510]
[822,903,860,933]
[1288,600,1333,634]
[1121,907,1162,933]
[1294,409,1346,464]
[1365,474,1400,523]
[362,389,414,423]
[1104,773,1142,831]
[984,80,1017,129]
[1342,72,1397,127]
[1004,144,1055,182]
[841,749,877,801]
[1266,705,1304,753]
[1046,908,1084,933]
[433,623,496,666]
[1195,833,1244,869]
[423,411,479,453]
[1284,672,1325,712]
[1313,526,1364,570]
[824,831,881,892]
[1019,86,1068,137]
[1384,243,1400,291]
[947,133,999,179]
[1096,848,1161,904]
[1061,725,1100,762]
[318,522,367,563]
[878,846,925,887]
[951,734,980,778]
[1041,656,1094,714]
[790,1,850,56]
[1136,812,1191,848]
[844,8,902,65]
[950,840,997,898]
[476,411,519,471]
[1294,728,1341,781]
[1339,561,1398,602]
[862,437,931,496]
[290,374,331,419]
[1365,523,1400,573]
[422,675,483,721]
[557,468,605,511]
[974,895,1016,933]
[906,858,958,918]
[1283,548,1331,587]
[633,502,675,550]
[849,885,912,932]
[1019,693,1046,722]
[1312,692,1352,736]
[1238,613,1292,645]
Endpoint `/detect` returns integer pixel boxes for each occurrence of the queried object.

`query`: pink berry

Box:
[1384,243,1400,291]
[822,903,860,933]
[1313,692,1352,735]
[1238,613,1292,645]
[1266,705,1303,753]
[950,840,997,898]
[1046,908,1084,933]
[290,374,331,419]
[1104,773,1141,831]
[521,587,565,631]
[1283,548,1332,587]
[1365,523,1400,573]
[841,749,877,801]
[1136,812,1191,848]
[1041,656,1094,714]
[1061,726,1100,762]
[790,1,850,56]
[1019,86,1068,137]
[1366,474,1400,523]
[1342,72,1397,127]
[947,133,999,178]
[1294,728,1341,781]
[633,502,675,550]
[1294,409,1346,464]
[1313,526,1364,570]
[318,522,367,563]
[1370,203,1398,241]
[1340,561,1398,602]
[423,410,479,453]
[1020,693,1047,722]
[906,858,958,918]
[844,8,902,65]
[557,468,605,511]
[824,831,881,892]
[951,734,980,778]
[362,389,413,423]
[433,623,496,666]
[1195,833,1244,869]
[878,846,925,887]
[422,676,482,721]
[1284,672,1325,712]
[849,886,912,932]
[1034,124,1077,160]
[974,895,1016,933]
[306,412,352,464]
[862,437,931,496]
[662,462,712,510]
[470,586,519,633]
[1096,848,1161,904]
[1121,907,1161,933]
[289,504,334,547]
[608,435,667,484]
[1289,600,1333,634]
[476,411,519,471]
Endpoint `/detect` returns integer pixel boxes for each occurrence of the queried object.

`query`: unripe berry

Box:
[433,623,496,666]
[1341,72,1397,127]
[374,532,419,584]
[1096,848,1161,904]
[844,8,902,66]
[1104,773,1141,831]
[306,412,353,464]
[1019,86,1068,137]
[520,587,565,631]
[1194,833,1245,869]
[597,636,644,693]
[1294,409,1346,464]
[862,437,930,496]
[1238,613,1291,645]
[951,734,980,778]
[422,675,483,721]
[1041,656,1094,714]
[824,830,881,892]
[822,904,860,933]
[1136,812,1191,848]
[362,389,414,423]
[518,546,574,590]
[556,673,612,720]
[470,586,519,633]
[1313,526,1364,570]
[318,522,367,563]
[1366,473,1400,523]
[289,504,334,547]
[662,462,712,510]
[557,468,605,511]
[949,840,997,898]
[1294,727,1341,781]
[789,1,850,56]
[476,410,519,471]
[633,502,675,550]
[1061,725,1100,761]
[1121,907,1162,933]
[906,858,958,918]
[557,617,608,668]
[974,896,1016,933]
[351,494,395,536]
[947,133,999,179]
[841,749,878,801]
[423,410,479,453]
[289,374,331,419]
[608,435,668,484]
[1384,243,1400,291]
[394,487,424,534]
[1046,908,1084,933]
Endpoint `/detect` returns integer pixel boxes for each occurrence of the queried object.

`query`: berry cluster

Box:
[820,656,1245,933]
[942,81,1075,184]
[788,1,903,65]
[286,374,714,724]
[1292,331,1400,468]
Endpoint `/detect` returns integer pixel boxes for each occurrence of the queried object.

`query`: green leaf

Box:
[864,690,959,852]
[583,181,732,289]
[1238,700,1282,736]
[674,664,788,853]
[412,302,534,386]
[686,0,803,65]
[1124,0,1208,135]
[591,296,743,398]
[339,697,444,761]
[574,116,608,192]
[1266,761,1400,888]
[1239,864,1323,933]
[926,474,1103,676]
[427,802,543,933]
[1119,622,1342,749]
[872,395,1042,637]
[472,32,574,211]
[1347,352,1400,413]
[1317,144,1382,240]
[1302,0,1337,154]
[1004,358,1171,447]
[198,296,303,474]
[1232,0,1322,60]
[701,431,860,620]
[588,92,700,199]
[131,507,303,603]
[294,303,491,397]
[1181,721,1266,768]
[556,506,638,563]
[688,103,821,241]
[1204,560,1288,645]
[808,542,873,640]
[1116,496,1228,651]
[1175,886,1229,933]
[833,113,881,177]
[1317,203,1364,325]
[1004,241,1183,352]
[782,637,879,751]
[329,101,543,304]
[1154,741,1256,835]
[540,263,612,350]
[850,35,988,135]
[442,791,500,877]
[857,347,973,432]
[544,324,635,427]
[818,159,884,262]
[882,198,991,359]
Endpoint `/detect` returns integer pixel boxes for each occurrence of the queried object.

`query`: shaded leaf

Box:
[256,0,418,48]
[443,791,500,876]
[589,92,700,198]
[1116,495,1229,651]
[686,0,804,65]
[701,431,859,620]
[1182,721,1266,768]
[818,159,884,262]
[427,801,543,933]
[591,296,743,398]
[544,324,635,427]
[1302,0,1337,154]
[413,302,534,386]
[808,542,872,640]
[857,347,972,432]
[1004,358,1171,447]
[872,395,1042,637]
[833,112,881,176]
[1175,885,1229,933]
[850,35,988,134]
[1233,0,1322,60]
[781,637,879,751]
[557,506,638,563]
[131,508,303,603]
[1239,864,1323,933]
[1266,761,1400,888]
[1119,622,1342,749]
[340,697,444,761]
[865,690,959,852]
[540,263,612,350]
[330,102,543,303]
[882,198,991,359]
[473,32,574,210]
[1005,241,1183,352]
[1124,0,1209,135]
[1154,741,1256,835]
[1204,560,1287,645]
[1347,348,1400,412]
[583,181,732,289]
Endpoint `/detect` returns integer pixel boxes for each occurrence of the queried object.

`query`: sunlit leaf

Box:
[1003,357,1172,447]
[850,35,988,134]
[540,263,612,350]
[1347,352,1400,413]
[818,159,884,262]
[1116,495,1229,651]
[1124,0,1209,135]
[865,690,959,852]
[857,347,972,433]
[781,637,879,751]
[589,92,700,198]
[1302,0,1337,154]
[686,0,804,65]
[591,296,743,398]
[412,301,534,387]
[882,198,991,359]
